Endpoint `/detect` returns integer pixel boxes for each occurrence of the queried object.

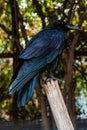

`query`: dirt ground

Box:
[0,119,87,130]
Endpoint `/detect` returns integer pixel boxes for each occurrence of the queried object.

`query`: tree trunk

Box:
[36,80,50,130]
[63,52,76,128]
[68,82,76,128]
[12,93,18,122]
[63,9,87,127]
[10,0,21,122]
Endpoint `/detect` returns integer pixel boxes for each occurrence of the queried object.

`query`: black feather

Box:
[9,19,79,107]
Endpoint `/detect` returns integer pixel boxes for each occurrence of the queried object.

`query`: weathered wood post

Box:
[44,79,74,130]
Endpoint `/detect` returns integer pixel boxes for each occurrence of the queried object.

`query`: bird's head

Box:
[47,20,80,32]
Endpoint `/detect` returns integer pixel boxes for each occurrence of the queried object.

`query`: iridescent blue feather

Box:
[17,74,39,107]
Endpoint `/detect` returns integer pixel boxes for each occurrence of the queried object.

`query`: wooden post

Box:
[44,79,74,130]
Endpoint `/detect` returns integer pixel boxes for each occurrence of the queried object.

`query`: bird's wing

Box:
[9,57,47,94]
[9,30,66,94]
[19,29,66,60]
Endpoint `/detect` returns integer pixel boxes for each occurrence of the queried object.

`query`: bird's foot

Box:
[45,75,58,83]
[41,72,64,84]
[45,76,64,84]
[46,78,55,83]
[41,77,56,84]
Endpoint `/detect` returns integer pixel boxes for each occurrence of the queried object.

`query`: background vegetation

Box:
[0,0,87,129]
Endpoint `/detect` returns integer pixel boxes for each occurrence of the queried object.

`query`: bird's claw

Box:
[42,77,56,84]
[42,77,64,84]
[45,77,57,83]
[48,77,57,81]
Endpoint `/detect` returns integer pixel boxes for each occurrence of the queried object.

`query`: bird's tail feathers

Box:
[9,58,46,94]
[17,74,39,107]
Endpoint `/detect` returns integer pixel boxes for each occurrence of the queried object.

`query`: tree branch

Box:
[75,50,87,56]
[63,8,87,103]
[32,0,46,28]
[18,14,29,43]
[68,7,87,67]
[67,0,76,23]
[80,31,87,38]
[61,0,69,21]
[0,22,12,35]
[0,53,14,58]
[78,7,87,27]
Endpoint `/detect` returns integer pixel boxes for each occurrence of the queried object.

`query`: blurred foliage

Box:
[0,0,87,121]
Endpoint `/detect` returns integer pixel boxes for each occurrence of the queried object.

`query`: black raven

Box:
[9,20,79,107]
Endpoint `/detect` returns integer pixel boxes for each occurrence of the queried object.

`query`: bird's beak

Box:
[66,24,80,30]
